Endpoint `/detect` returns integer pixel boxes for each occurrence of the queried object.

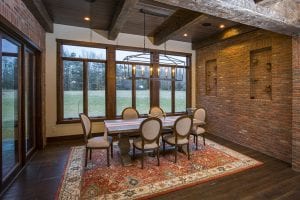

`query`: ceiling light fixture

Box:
[220,24,225,29]
[84,17,90,21]
[183,33,188,37]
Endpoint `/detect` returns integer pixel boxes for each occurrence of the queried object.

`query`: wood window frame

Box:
[57,39,192,123]
[56,40,108,124]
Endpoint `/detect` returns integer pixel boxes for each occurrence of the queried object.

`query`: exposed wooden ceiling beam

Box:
[192,25,258,49]
[152,0,300,36]
[22,0,53,33]
[149,9,204,46]
[108,0,139,40]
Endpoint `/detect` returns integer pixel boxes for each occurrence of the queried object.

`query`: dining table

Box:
[104,115,202,166]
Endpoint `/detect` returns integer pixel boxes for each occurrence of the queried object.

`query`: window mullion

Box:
[132,64,136,109]
[83,60,88,115]
[172,66,175,114]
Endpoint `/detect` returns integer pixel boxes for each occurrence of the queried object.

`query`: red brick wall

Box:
[196,30,293,163]
[292,36,300,171]
[0,0,45,49]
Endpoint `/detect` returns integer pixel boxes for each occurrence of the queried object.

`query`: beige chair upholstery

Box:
[149,107,172,135]
[162,116,192,163]
[191,108,207,150]
[122,107,139,120]
[149,106,165,117]
[133,117,162,169]
[79,113,113,167]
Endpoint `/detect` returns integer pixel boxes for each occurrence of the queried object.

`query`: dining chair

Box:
[149,106,172,135]
[191,108,206,150]
[133,117,162,169]
[122,107,139,120]
[162,116,192,163]
[149,106,165,117]
[79,113,113,167]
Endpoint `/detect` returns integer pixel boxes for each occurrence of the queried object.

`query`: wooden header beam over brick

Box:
[152,0,300,36]
[192,25,258,49]
[108,0,139,40]
[22,0,53,33]
[149,9,203,45]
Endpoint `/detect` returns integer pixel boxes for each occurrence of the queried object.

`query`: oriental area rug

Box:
[56,139,262,200]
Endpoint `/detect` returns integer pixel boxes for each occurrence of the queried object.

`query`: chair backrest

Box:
[140,117,162,144]
[193,108,206,122]
[79,113,91,142]
[122,107,139,120]
[174,116,192,138]
[149,106,165,117]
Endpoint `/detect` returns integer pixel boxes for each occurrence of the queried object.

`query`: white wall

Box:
[46,23,196,138]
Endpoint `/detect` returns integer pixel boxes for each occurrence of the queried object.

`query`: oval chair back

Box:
[193,108,206,122]
[122,107,139,120]
[174,116,192,141]
[149,106,165,117]
[79,113,91,143]
[140,117,162,145]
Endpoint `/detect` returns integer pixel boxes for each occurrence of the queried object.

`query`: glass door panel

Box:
[1,38,20,180]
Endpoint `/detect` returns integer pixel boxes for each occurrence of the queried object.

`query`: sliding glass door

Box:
[0,32,38,191]
[1,37,21,182]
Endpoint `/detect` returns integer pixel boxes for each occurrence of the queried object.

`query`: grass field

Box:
[2,90,186,136]
[63,90,186,117]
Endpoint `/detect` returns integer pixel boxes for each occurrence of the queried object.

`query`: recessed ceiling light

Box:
[202,23,212,27]
[84,17,90,21]
[220,24,225,28]
[183,33,188,37]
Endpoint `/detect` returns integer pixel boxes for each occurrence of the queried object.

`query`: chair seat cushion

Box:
[163,135,189,145]
[87,136,112,148]
[192,127,205,135]
[133,138,160,149]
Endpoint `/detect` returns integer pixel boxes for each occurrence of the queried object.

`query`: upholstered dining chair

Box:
[191,108,206,150]
[162,116,192,163]
[149,106,172,135]
[122,107,139,120]
[149,106,165,117]
[79,113,113,167]
[133,117,162,169]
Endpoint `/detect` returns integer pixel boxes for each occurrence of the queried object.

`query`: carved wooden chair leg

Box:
[175,145,178,163]
[163,140,166,154]
[111,143,113,158]
[141,149,144,169]
[85,148,88,167]
[157,147,160,166]
[187,143,190,160]
[196,135,198,150]
[89,149,92,160]
[203,133,206,146]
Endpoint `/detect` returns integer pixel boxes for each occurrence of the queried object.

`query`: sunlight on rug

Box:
[56,139,262,200]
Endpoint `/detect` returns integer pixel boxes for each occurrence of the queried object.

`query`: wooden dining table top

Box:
[104,116,203,134]
[104,116,180,134]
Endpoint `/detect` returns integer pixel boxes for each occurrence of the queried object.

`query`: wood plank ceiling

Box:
[41,0,241,44]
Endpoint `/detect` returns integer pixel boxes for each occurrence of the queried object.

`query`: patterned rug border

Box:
[57,139,263,200]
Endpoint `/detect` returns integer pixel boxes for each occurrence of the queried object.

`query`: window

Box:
[58,42,106,122]
[116,50,151,115]
[159,54,188,113]
[57,40,191,123]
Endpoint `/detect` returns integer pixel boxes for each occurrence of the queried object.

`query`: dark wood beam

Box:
[152,0,300,36]
[108,0,139,40]
[22,0,53,33]
[192,25,258,50]
[149,9,203,46]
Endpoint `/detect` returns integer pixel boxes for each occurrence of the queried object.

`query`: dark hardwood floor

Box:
[1,135,300,200]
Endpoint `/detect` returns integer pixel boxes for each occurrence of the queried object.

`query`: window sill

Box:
[56,117,106,124]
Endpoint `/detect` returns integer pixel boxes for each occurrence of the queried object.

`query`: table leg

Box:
[118,134,132,166]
